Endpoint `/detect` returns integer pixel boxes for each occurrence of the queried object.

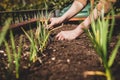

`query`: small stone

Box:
[23,66,28,69]
[24,57,27,60]
[38,58,42,63]
[51,57,55,61]
[4,53,7,56]
[0,50,4,53]
[13,60,16,63]
[53,49,56,52]
[48,61,51,64]
[67,59,70,63]
[78,61,81,64]
[5,67,8,69]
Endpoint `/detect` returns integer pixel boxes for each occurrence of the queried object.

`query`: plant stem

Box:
[106,68,112,80]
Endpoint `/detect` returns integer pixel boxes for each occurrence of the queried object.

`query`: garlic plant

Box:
[4,30,23,79]
[84,8,120,80]
[0,18,12,45]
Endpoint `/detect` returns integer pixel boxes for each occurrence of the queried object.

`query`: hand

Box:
[56,27,84,40]
[48,17,63,29]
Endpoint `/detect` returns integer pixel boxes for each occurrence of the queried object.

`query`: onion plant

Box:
[35,9,63,55]
[22,9,63,63]
[21,0,62,63]
[35,9,52,53]
[4,30,23,79]
[21,27,38,62]
[84,8,120,80]
[0,18,12,46]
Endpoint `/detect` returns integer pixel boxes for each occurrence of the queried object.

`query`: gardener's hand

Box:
[56,27,84,40]
[48,17,63,29]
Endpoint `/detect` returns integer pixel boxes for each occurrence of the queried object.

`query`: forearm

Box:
[78,0,116,29]
[60,0,87,22]
[76,8,101,32]
[81,8,99,28]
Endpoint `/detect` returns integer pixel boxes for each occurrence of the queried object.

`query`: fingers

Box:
[56,33,62,40]
[55,32,65,40]
[58,35,64,40]
[48,23,54,29]
[47,18,55,29]
[48,17,61,29]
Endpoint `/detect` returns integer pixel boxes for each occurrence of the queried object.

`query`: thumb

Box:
[48,18,55,28]
[48,21,54,29]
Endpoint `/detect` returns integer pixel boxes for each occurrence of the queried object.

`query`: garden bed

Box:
[0,21,120,80]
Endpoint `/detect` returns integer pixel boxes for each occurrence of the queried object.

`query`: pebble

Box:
[23,66,28,69]
[51,57,55,61]
[0,50,4,53]
[78,61,81,64]
[3,53,7,57]
[53,49,56,52]
[38,58,42,63]
[67,59,70,63]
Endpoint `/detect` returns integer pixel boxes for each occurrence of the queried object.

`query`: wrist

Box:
[55,16,64,24]
[75,23,89,34]
[74,24,84,35]
[60,16,67,22]
[77,23,86,31]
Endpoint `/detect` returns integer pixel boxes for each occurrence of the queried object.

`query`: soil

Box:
[0,21,120,80]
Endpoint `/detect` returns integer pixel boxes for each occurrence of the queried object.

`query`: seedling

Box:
[22,9,63,63]
[21,27,38,62]
[35,9,63,55]
[0,18,12,46]
[4,30,23,79]
[84,8,120,80]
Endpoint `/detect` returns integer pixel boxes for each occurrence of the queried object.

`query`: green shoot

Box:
[15,35,23,78]
[4,30,22,79]
[22,9,63,63]
[21,27,37,63]
[84,8,119,80]
[35,9,62,53]
[108,37,120,67]
[4,40,13,71]
[0,18,12,45]
[35,10,51,53]
[10,30,22,78]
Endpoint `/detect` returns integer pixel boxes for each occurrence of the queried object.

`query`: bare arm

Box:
[50,0,117,40]
[76,0,117,30]
[49,0,87,28]
[60,0,87,22]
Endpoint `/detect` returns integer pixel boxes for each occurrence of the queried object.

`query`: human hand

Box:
[55,27,84,40]
[48,17,63,29]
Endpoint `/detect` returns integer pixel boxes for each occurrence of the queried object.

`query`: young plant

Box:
[22,9,63,63]
[21,27,38,63]
[35,10,51,53]
[21,12,49,62]
[4,30,22,79]
[84,8,120,80]
[35,10,63,53]
[0,18,12,46]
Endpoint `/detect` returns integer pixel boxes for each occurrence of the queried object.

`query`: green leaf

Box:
[0,18,11,45]
[10,30,16,54]
[108,9,115,42]
[108,37,120,67]
[21,27,32,43]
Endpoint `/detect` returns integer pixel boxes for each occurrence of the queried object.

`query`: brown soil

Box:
[0,21,120,80]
